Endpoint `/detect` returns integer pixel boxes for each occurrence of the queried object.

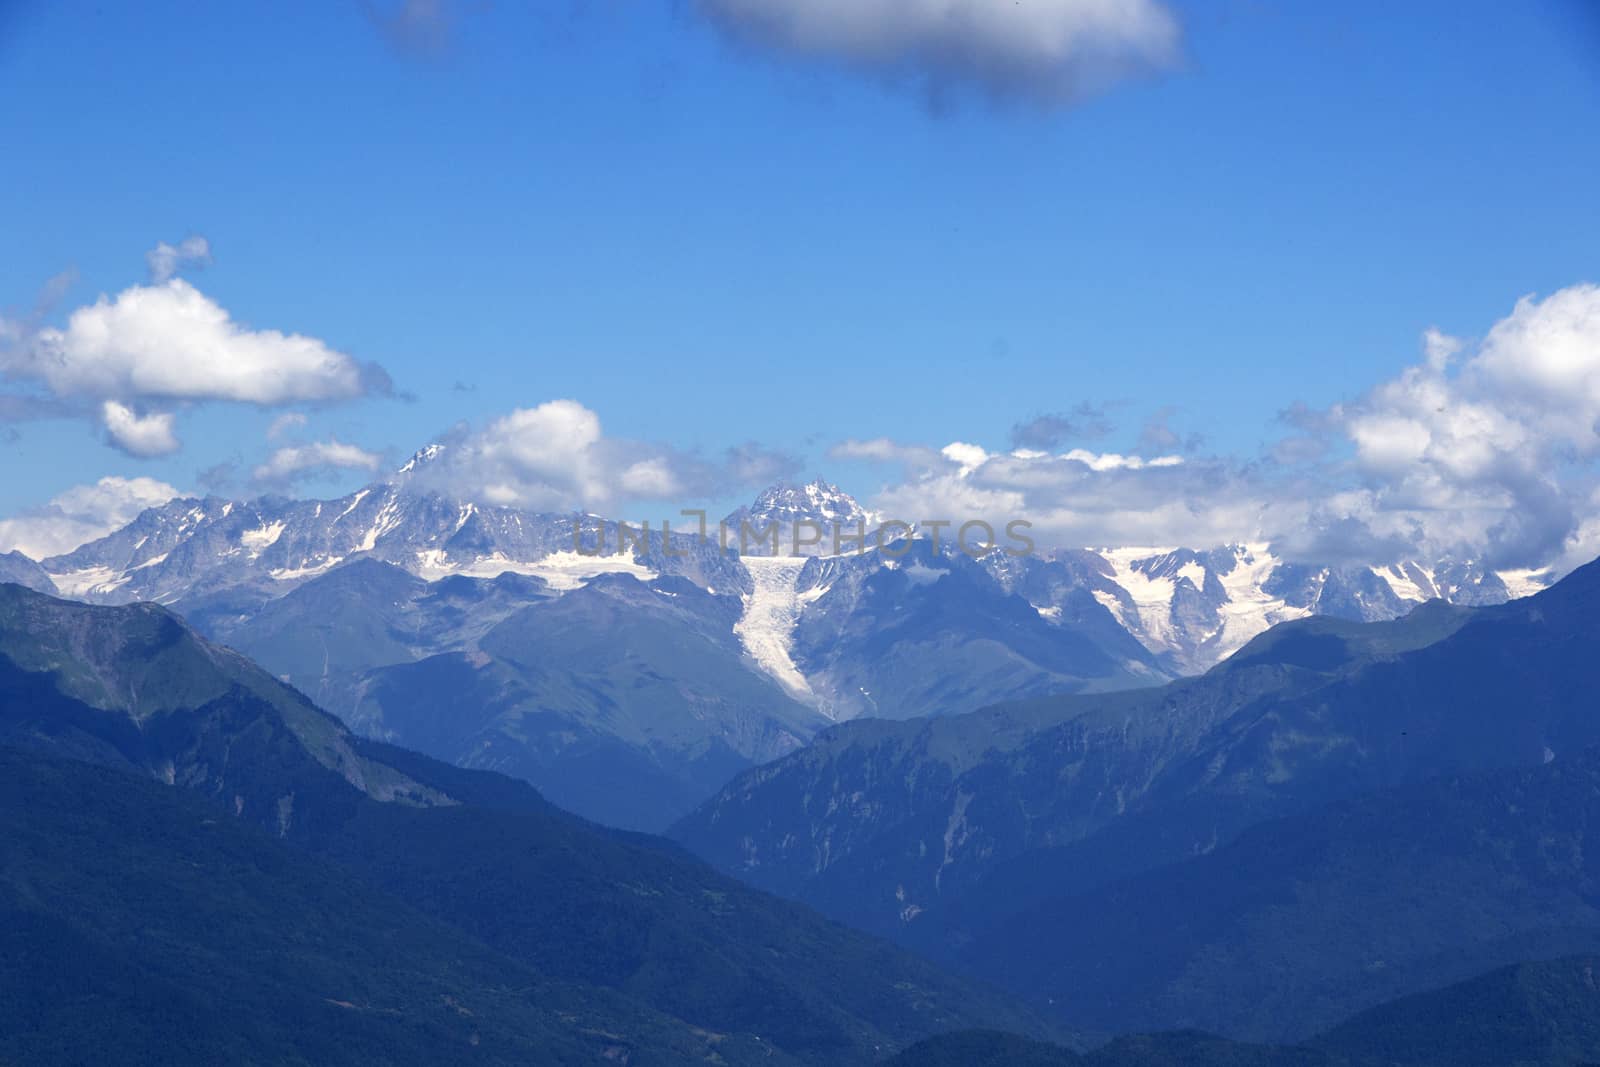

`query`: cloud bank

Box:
[1318,283,1600,570]
[835,283,1600,576]
[698,0,1181,108]
[0,476,180,560]
[401,399,800,513]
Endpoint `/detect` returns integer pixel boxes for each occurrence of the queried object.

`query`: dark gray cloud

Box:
[365,0,456,56]
[1269,514,1418,570]
[697,0,1182,110]
[1009,404,1115,451]
[724,441,804,488]
[1137,406,1204,455]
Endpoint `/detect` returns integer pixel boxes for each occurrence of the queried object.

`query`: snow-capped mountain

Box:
[20,474,1556,699]
[720,478,875,557]
[39,480,745,607]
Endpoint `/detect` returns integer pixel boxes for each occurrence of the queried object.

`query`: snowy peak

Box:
[722,478,873,557]
[736,478,869,528]
[396,442,446,475]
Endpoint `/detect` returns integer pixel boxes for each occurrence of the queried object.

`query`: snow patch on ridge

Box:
[51,566,129,598]
[270,557,344,581]
[412,548,656,590]
[1497,568,1552,600]
[240,521,286,557]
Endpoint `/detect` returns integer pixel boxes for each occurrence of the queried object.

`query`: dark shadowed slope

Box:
[961,745,1600,1040]
[0,747,782,1066]
[890,954,1600,1066]
[0,582,1051,1064]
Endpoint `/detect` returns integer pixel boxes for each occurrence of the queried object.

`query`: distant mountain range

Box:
[25,463,1545,675]
[0,462,1555,827]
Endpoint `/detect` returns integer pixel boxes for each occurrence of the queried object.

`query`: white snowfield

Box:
[734,556,818,702]
[1085,543,1547,673]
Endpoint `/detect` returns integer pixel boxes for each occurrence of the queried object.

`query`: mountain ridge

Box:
[671,556,1600,956]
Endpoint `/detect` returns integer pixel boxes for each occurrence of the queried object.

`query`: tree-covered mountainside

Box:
[961,745,1600,1039]
[1313,955,1600,1066]
[0,747,781,1066]
[891,955,1600,1066]
[0,581,1051,1064]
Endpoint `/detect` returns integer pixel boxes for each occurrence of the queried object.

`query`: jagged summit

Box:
[34,481,739,606]
[0,550,58,595]
[395,442,446,475]
[729,478,870,528]
[721,478,873,557]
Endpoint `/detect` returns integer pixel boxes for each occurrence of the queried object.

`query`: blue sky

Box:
[2,0,1599,565]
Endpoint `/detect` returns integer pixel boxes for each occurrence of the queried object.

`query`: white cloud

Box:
[941,441,989,474]
[145,235,212,283]
[1,262,391,458]
[1319,283,1600,569]
[253,439,383,485]
[10,279,377,406]
[0,476,181,559]
[699,0,1181,107]
[1061,448,1182,471]
[101,400,180,457]
[403,399,789,512]
[465,400,610,509]
[1472,283,1600,451]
